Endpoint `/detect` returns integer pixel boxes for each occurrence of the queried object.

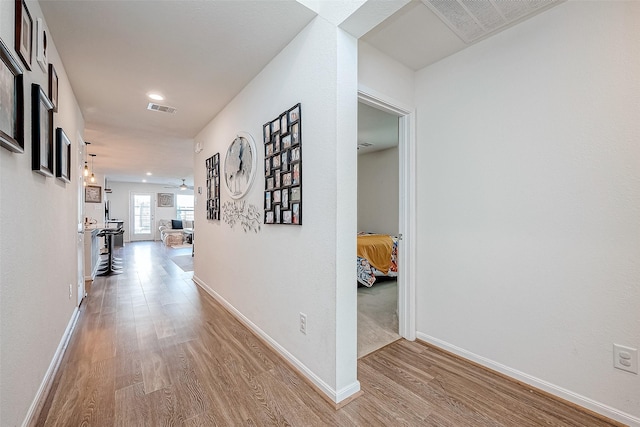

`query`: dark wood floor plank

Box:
[35,242,622,427]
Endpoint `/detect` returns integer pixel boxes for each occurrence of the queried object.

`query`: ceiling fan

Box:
[164,179,193,191]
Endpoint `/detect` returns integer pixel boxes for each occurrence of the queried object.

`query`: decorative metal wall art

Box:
[222,200,261,233]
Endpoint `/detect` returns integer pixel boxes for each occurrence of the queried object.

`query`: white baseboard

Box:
[416,333,640,427]
[22,307,80,427]
[192,275,360,404]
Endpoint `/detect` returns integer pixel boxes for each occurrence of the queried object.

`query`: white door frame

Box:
[358,87,416,340]
[129,192,155,241]
[76,133,86,306]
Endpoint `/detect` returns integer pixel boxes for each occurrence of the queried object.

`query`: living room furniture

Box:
[158,219,193,246]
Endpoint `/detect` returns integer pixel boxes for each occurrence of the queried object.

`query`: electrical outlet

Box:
[69,284,73,299]
[299,313,307,335]
[613,344,638,374]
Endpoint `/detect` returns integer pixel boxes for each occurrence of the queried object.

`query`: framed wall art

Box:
[55,127,71,183]
[206,153,220,220]
[49,63,58,112]
[157,192,174,207]
[263,103,302,225]
[85,185,102,203]
[0,37,24,153]
[31,84,54,176]
[14,0,33,71]
[35,18,48,72]
[224,132,256,199]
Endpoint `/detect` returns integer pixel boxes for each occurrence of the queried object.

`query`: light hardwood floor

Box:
[35,242,620,426]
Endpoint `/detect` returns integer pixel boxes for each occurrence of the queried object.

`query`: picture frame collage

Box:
[206,153,221,220]
[2,0,66,183]
[263,104,301,225]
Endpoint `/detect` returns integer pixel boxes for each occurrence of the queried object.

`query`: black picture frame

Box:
[55,127,71,183]
[0,37,24,153]
[206,153,220,220]
[263,103,302,225]
[14,0,33,71]
[49,63,58,112]
[31,84,54,176]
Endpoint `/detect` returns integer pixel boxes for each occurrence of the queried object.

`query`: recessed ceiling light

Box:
[142,179,147,183]
[148,93,164,101]
[146,172,152,176]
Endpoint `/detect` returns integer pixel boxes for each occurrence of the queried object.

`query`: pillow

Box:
[171,219,183,229]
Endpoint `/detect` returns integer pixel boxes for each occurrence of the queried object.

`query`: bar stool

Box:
[97,228,125,276]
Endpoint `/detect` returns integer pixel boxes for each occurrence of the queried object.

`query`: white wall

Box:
[107,181,193,242]
[358,40,414,107]
[193,17,359,401]
[414,1,640,423]
[357,147,399,235]
[0,1,85,424]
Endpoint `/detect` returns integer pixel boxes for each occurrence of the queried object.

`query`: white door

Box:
[130,192,154,241]
[76,134,86,305]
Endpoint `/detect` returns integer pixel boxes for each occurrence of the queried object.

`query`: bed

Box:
[357,232,398,287]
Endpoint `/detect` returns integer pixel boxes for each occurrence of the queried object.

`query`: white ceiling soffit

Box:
[358,102,399,155]
[422,0,559,44]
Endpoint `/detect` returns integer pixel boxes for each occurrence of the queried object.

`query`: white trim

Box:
[22,308,80,427]
[192,275,360,404]
[358,88,417,341]
[417,333,640,427]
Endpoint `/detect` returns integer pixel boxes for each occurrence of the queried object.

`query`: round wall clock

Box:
[223,132,257,199]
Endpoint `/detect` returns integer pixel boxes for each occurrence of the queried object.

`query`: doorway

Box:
[130,192,155,241]
[357,101,401,357]
[357,90,416,357]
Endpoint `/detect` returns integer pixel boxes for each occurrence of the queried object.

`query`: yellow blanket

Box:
[357,234,393,274]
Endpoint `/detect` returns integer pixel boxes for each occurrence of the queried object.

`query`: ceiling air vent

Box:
[422,0,560,44]
[147,102,177,114]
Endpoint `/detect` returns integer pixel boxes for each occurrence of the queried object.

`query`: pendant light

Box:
[83,142,90,177]
[89,154,96,183]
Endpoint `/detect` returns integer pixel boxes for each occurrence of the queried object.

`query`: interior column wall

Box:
[193,17,359,400]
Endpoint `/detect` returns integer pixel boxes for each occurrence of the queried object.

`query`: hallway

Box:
[35,242,618,426]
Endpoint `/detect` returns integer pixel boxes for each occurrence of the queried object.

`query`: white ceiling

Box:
[358,102,398,155]
[40,0,316,187]
[40,0,561,187]
[361,0,561,71]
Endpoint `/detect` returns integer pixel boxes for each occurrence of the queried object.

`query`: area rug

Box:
[170,243,192,249]
[170,254,193,272]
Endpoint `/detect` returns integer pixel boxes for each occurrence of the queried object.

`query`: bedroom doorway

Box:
[357,92,415,357]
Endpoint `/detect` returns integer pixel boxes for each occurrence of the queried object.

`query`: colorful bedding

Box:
[357,233,398,287]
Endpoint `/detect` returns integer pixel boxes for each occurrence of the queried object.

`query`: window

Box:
[176,194,194,221]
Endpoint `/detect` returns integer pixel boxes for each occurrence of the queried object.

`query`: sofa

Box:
[158,219,193,246]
